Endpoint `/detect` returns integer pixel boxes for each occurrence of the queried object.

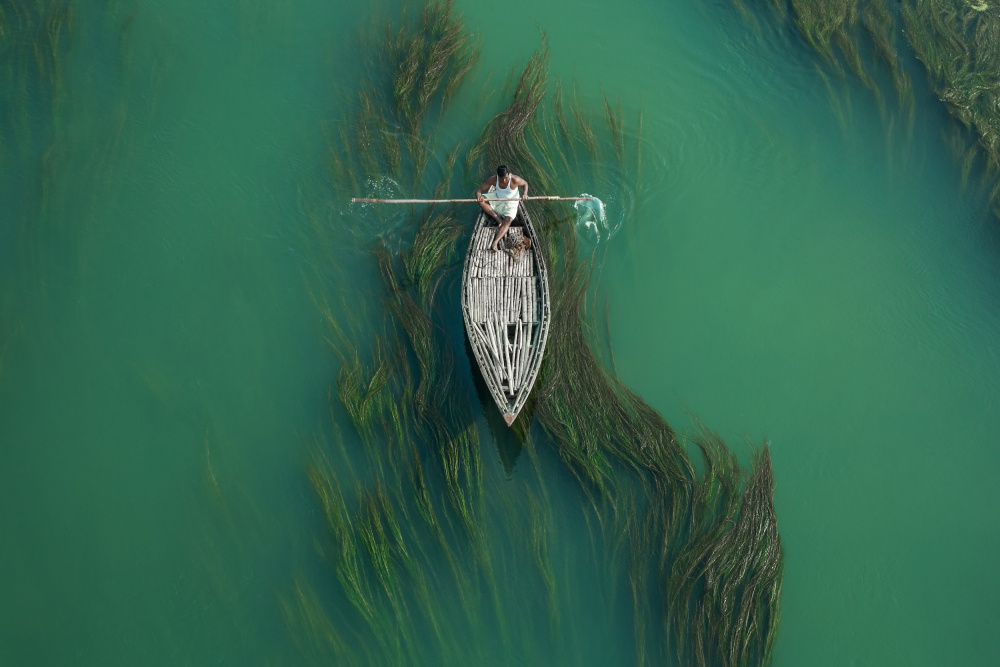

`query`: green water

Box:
[1,0,999,664]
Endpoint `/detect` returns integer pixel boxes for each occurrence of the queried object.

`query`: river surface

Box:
[1,0,998,664]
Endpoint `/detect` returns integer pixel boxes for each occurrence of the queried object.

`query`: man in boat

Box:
[475,165,529,252]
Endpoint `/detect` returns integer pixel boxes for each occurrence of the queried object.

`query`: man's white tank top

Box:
[495,174,517,200]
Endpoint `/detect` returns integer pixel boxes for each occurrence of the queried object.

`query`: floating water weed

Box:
[862,0,913,106]
[667,436,782,667]
[0,0,74,185]
[470,38,784,665]
[355,86,382,178]
[308,455,377,625]
[553,82,577,163]
[431,144,461,200]
[528,107,561,185]
[570,87,600,163]
[337,123,361,195]
[2,1,148,322]
[441,38,478,111]
[527,489,560,626]
[602,91,625,166]
[300,2,785,664]
[902,1,1000,171]
[333,1,481,202]
[739,0,1000,212]
[467,67,552,194]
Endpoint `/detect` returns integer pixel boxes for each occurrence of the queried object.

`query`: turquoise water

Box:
[1,0,999,664]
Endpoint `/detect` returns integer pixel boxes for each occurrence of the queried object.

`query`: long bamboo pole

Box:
[503,321,513,395]
[513,319,521,390]
[351,196,596,203]
[477,323,503,390]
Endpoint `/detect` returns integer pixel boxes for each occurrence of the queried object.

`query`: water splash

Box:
[341,175,409,243]
[574,193,610,243]
[570,157,636,246]
[358,174,403,206]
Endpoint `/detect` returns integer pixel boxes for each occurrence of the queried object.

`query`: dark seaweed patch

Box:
[297,2,785,665]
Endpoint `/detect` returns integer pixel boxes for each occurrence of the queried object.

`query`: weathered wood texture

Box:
[461,203,552,426]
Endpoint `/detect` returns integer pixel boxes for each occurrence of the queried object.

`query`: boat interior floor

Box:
[483,219,525,228]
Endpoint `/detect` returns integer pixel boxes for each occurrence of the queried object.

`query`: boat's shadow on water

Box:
[463,333,525,476]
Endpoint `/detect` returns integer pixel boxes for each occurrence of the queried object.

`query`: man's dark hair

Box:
[496,165,508,178]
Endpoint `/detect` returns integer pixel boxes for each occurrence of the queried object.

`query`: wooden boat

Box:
[461,201,551,426]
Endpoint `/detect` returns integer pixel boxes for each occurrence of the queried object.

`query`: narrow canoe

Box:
[461,202,552,426]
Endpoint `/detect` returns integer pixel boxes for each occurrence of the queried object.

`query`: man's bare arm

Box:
[475,176,497,201]
[514,175,529,199]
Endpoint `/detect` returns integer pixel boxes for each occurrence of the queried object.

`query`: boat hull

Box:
[461,204,551,425]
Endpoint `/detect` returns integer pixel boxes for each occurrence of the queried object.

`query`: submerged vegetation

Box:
[0,0,75,266]
[292,1,783,665]
[0,0,74,156]
[0,0,141,294]
[740,0,1000,215]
